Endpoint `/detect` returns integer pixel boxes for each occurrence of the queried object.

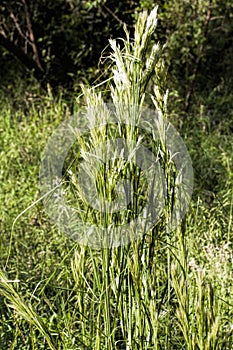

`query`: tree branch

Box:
[21,0,43,71]
[0,32,44,81]
[10,11,27,42]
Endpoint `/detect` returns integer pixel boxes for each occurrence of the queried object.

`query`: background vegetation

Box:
[0,1,232,349]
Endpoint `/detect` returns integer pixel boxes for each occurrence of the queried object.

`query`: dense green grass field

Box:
[0,8,232,350]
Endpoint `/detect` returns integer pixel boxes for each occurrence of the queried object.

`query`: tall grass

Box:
[0,6,232,350]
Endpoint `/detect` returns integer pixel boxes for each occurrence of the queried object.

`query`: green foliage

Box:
[137,0,233,118]
[0,0,137,93]
[1,0,233,123]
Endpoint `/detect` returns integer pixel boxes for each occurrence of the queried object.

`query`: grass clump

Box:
[0,6,232,350]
